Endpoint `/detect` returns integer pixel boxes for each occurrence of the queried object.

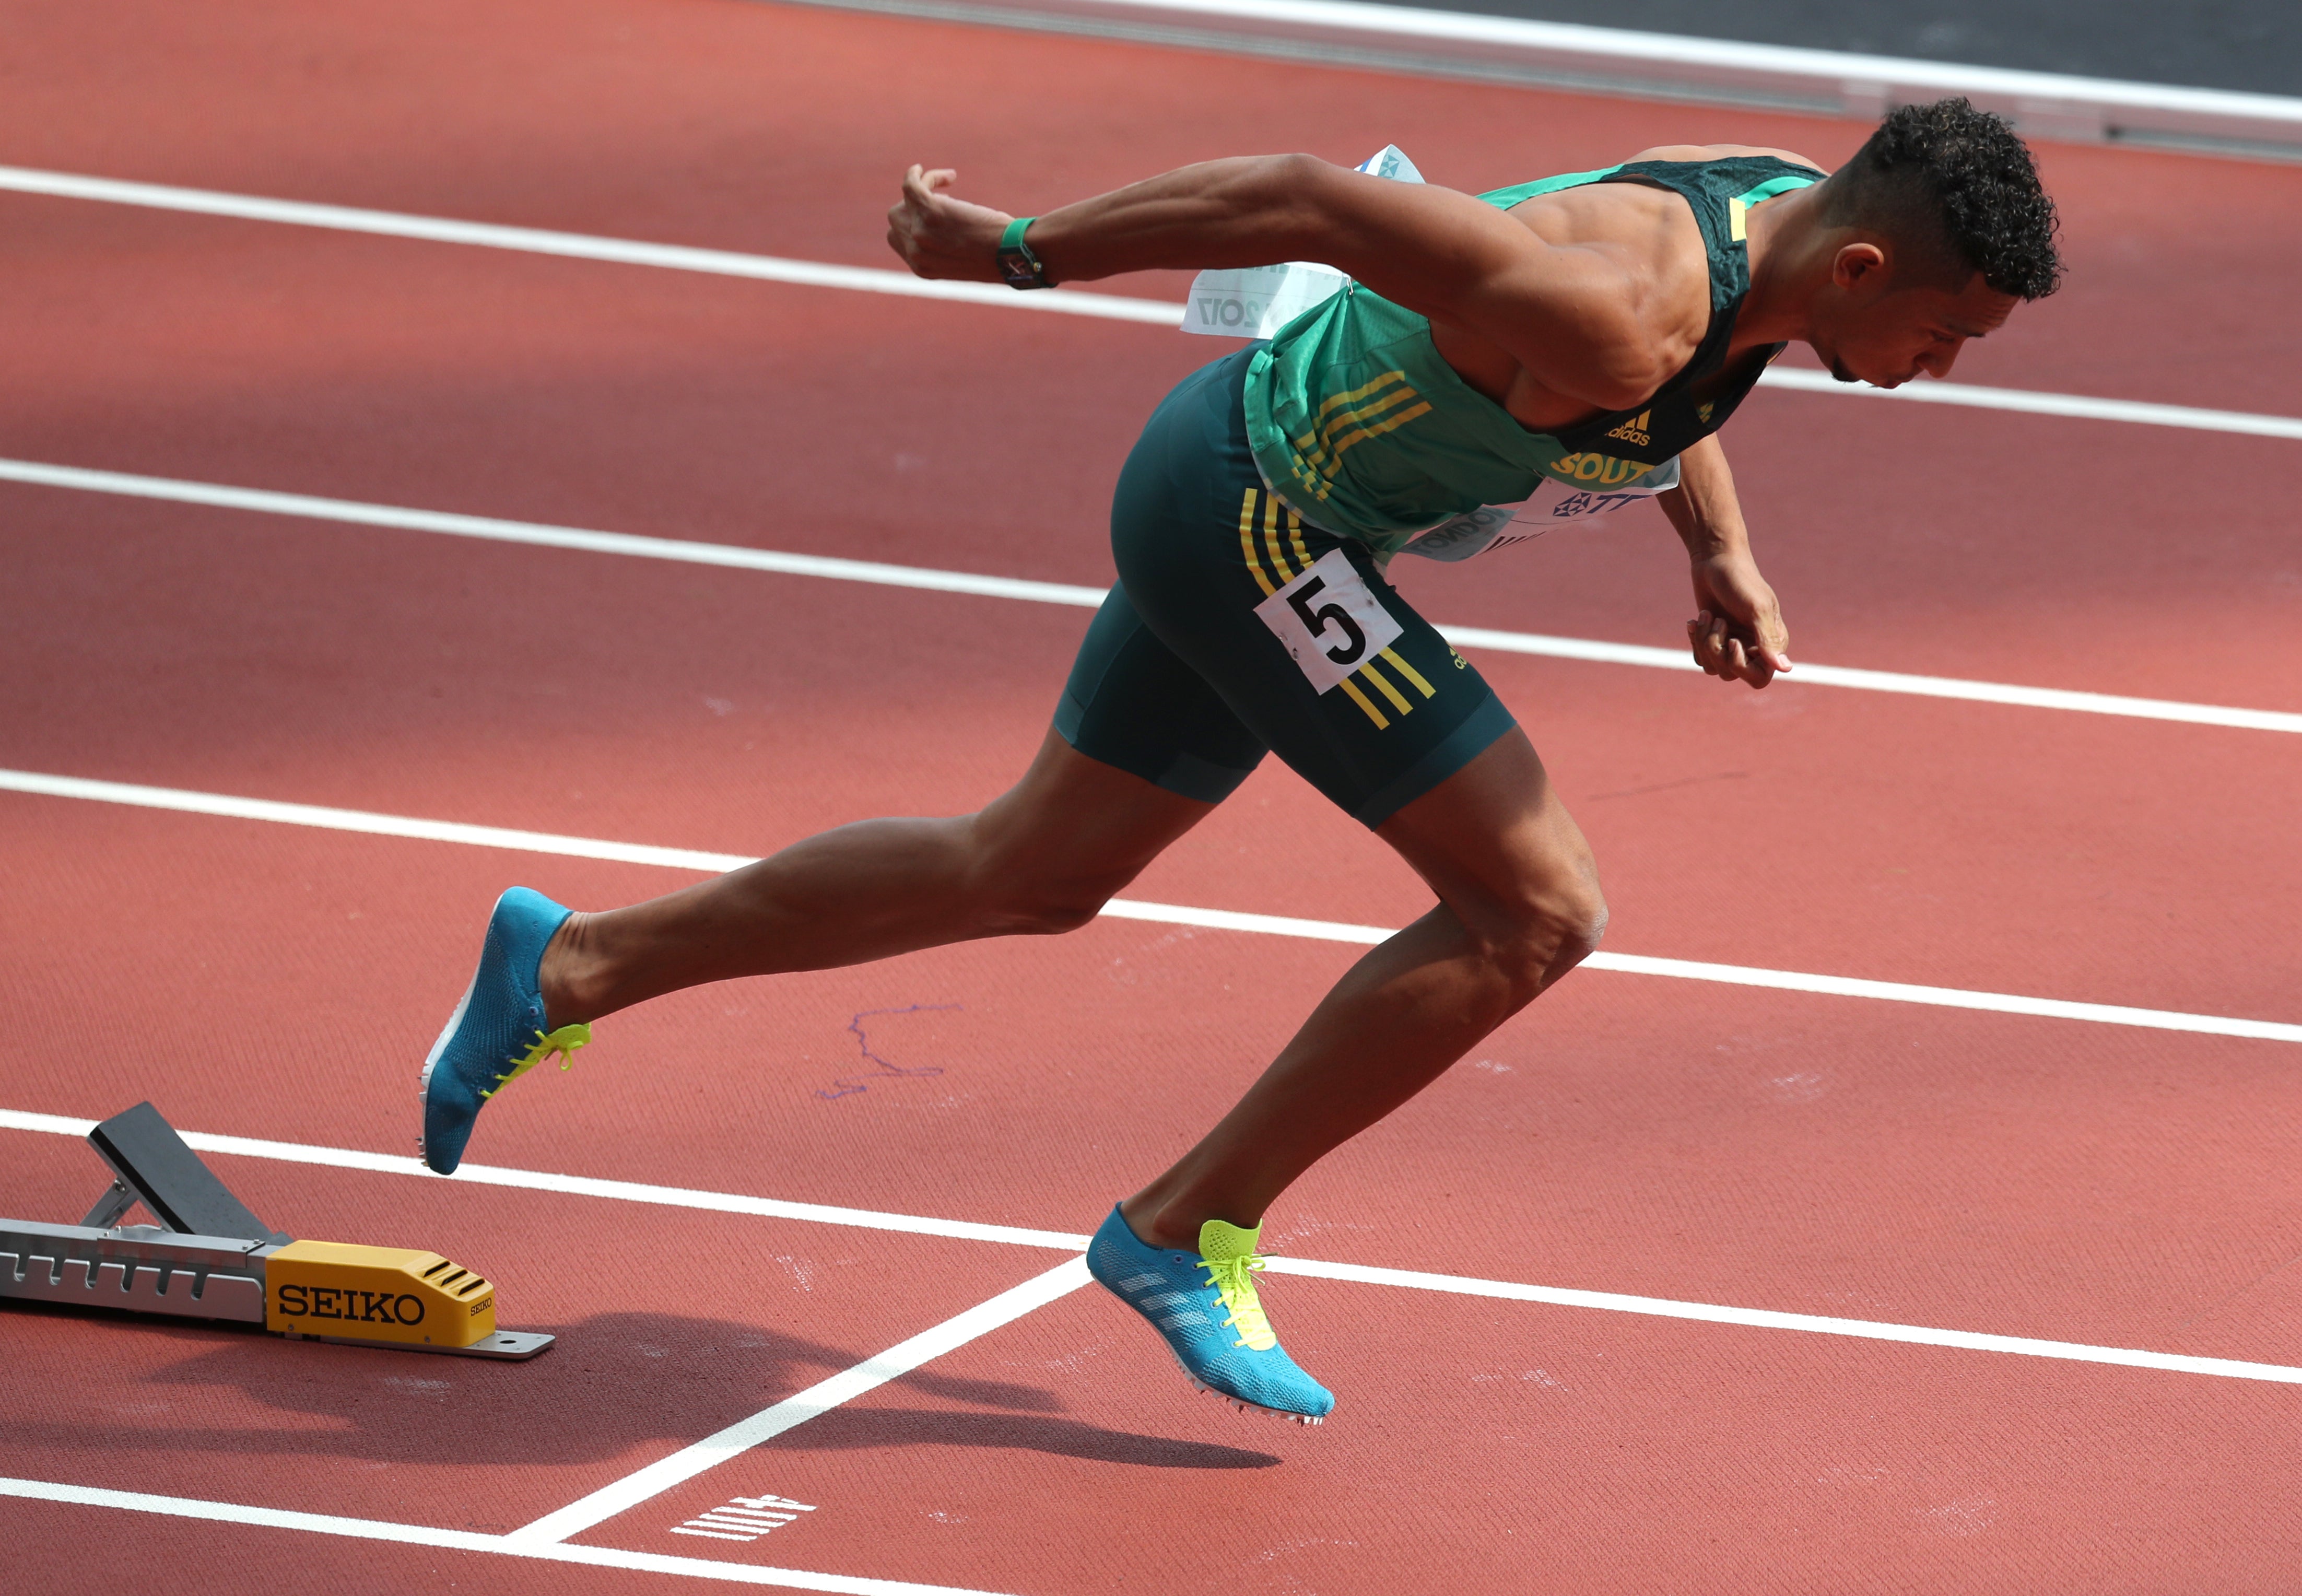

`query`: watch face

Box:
[999,247,1045,288]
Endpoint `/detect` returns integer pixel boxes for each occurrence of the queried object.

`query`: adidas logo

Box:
[1117,1270,1213,1330]
[1604,409,1652,448]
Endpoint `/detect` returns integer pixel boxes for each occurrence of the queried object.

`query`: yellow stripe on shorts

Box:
[1238,487,1276,597]
[1335,676,1388,729]
[1379,647,1437,699]
[1359,659,1414,715]
[1262,493,1295,583]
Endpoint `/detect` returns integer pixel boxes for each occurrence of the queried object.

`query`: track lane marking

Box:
[7,455,2299,735]
[1254,1257,2302,1383]
[4,766,2298,1043]
[1753,365,2302,437]
[7,1113,2302,1389]
[509,1259,1093,1545]
[0,1476,1021,1593]
[0,1108,1095,1250]
[0,165,1177,325]
[3,163,2299,440]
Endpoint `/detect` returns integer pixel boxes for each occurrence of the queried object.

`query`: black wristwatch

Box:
[997,217,1052,290]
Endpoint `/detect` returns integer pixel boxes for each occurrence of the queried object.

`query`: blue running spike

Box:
[418,887,586,1176]
[1086,1204,1334,1423]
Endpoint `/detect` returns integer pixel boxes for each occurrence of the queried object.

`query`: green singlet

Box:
[1054,154,1822,830]
[1243,156,1820,552]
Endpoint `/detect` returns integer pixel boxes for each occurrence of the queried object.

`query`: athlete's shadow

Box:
[3,1302,1279,1472]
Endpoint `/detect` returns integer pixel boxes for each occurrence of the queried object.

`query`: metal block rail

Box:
[1,1102,551,1359]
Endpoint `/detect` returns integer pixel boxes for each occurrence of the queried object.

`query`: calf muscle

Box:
[540,732,1210,1024]
[1123,730,1607,1248]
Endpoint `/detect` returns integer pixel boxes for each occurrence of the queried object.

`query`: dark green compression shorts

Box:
[1055,345,1517,827]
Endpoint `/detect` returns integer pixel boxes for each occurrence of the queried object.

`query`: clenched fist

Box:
[1686,548,1793,688]
[886,165,1020,284]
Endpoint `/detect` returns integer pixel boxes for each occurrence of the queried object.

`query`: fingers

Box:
[1687,553,1792,688]
[1687,611,1735,679]
[1731,638,1776,688]
[1686,611,1712,672]
[1687,611,1729,680]
[889,166,964,274]
[902,165,957,204]
[1685,611,1778,688]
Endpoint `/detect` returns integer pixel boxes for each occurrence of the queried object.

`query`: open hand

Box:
[1686,548,1792,688]
[886,165,1015,283]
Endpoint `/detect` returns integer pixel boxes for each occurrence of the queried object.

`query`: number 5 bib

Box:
[1252,550,1405,695]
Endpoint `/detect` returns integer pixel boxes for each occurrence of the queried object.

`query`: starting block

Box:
[0,1102,551,1359]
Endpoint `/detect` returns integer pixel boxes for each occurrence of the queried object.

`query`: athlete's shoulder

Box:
[1623,143,1827,173]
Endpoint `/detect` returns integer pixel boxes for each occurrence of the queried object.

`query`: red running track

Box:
[4,1,2302,1592]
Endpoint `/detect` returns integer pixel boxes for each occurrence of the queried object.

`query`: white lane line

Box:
[0,165,1177,326]
[2,163,2297,441]
[7,766,2299,1045]
[1256,1257,2302,1386]
[0,456,1111,610]
[0,1105,1096,1249]
[8,456,2299,735]
[7,1113,2301,1389]
[1755,366,2302,440]
[510,1259,1092,1545]
[0,1108,1094,1251]
[1106,901,2302,1046]
[1436,623,2302,735]
[0,1476,1020,1594]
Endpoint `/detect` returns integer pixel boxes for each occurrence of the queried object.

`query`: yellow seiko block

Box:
[266,1239,497,1348]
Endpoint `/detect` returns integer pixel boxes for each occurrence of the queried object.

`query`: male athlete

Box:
[415,99,2059,1424]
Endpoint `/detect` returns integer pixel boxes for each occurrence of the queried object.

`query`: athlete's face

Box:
[1806,244,2019,389]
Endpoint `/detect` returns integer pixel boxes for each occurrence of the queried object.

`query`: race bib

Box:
[1182,147,1423,339]
[1182,261,1349,339]
[1253,549,1405,694]
[1394,455,1683,562]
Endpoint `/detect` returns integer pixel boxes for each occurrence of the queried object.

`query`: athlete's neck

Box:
[1734,182,1836,353]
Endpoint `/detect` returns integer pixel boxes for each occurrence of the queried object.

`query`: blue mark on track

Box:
[815,1003,960,1100]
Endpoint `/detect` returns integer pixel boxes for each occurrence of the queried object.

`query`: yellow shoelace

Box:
[1199,1252,1279,1351]
[479,1023,592,1099]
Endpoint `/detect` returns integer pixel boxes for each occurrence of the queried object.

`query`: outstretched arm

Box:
[887,158,1673,412]
[1658,436,1792,689]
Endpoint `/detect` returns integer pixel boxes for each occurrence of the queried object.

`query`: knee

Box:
[1479,872,1608,1001]
[1555,888,1610,963]
[989,886,1115,936]
[965,837,1131,937]
[1524,882,1610,967]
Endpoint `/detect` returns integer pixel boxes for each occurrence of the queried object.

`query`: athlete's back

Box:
[1244,154,1823,547]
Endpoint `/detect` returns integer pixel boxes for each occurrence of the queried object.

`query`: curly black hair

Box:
[1822,98,2063,300]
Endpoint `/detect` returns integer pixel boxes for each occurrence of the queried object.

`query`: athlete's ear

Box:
[1830,241,1888,292]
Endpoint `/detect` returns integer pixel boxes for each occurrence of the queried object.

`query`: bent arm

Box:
[886,157,1664,409]
[1658,437,1792,687]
